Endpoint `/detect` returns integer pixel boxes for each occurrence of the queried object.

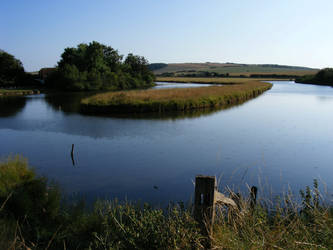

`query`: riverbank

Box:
[81,80,272,114]
[0,88,40,96]
[1,156,332,249]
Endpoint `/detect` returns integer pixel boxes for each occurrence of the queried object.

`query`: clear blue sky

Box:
[1,0,332,71]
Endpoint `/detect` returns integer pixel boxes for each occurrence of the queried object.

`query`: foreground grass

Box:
[0,88,40,96]
[1,156,333,249]
[81,80,272,114]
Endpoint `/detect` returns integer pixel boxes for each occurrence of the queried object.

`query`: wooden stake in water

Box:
[71,144,75,166]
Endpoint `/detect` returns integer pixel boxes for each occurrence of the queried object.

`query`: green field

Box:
[156,76,284,84]
[151,62,318,76]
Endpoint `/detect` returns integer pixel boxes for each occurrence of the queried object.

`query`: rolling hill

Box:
[149,62,318,77]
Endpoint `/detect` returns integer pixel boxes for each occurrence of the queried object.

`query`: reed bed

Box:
[81,80,272,114]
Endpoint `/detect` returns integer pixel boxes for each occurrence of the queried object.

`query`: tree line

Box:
[46,41,155,91]
[1,42,155,91]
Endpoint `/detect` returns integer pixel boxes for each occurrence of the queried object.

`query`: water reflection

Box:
[44,92,97,114]
[0,97,26,117]
[79,105,237,120]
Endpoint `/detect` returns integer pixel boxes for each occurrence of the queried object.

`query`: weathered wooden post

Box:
[194,175,216,246]
[194,175,238,248]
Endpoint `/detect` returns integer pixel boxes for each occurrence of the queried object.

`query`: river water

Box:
[0,81,332,205]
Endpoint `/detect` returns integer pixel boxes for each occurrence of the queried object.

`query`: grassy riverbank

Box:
[1,156,333,249]
[81,80,272,114]
[0,88,40,96]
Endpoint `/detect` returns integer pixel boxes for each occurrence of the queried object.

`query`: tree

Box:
[0,50,25,86]
[46,41,155,91]
[295,68,333,86]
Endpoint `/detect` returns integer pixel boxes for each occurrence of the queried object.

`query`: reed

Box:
[81,80,272,114]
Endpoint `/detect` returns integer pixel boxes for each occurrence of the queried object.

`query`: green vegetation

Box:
[45,41,155,91]
[0,50,38,87]
[296,68,333,86]
[1,156,333,249]
[81,80,272,114]
[0,50,25,87]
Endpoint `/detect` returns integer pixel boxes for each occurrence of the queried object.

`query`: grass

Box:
[227,70,320,77]
[0,88,40,96]
[81,80,272,114]
[1,156,333,249]
[156,76,283,84]
[153,62,318,75]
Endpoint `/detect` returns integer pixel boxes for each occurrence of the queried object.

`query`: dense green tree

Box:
[0,50,25,86]
[46,41,155,91]
[296,68,333,86]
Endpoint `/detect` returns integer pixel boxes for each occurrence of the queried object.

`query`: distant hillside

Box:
[150,62,318,77]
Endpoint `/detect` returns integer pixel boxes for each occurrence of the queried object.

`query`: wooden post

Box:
[250,186,258,209]
[194,175,254,248]
[71,144,75,166]
[194,175,216,245]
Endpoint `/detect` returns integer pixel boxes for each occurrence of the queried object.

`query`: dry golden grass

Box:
[85,81,266,102]
[81,80,272,113]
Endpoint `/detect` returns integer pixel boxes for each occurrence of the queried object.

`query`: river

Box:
[0,81,332,205]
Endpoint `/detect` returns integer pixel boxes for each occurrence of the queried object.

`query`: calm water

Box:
[1,81,333,205]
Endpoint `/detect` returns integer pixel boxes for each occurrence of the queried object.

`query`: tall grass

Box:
[1,156,332,249]
[81,80,272,114]
[213,181,333,249]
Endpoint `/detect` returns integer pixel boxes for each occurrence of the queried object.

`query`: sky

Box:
[1,0,333,71]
